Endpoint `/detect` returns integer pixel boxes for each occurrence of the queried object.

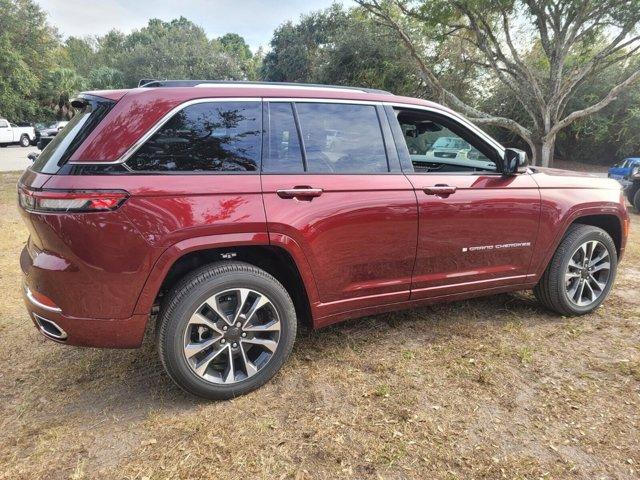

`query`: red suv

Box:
[19,81,629,399]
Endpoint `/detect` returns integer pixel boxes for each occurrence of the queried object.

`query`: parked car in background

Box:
[0,119,36,147]
[37,121,69,138]
[35,121,69,150]
[18,81,629,400]
[626,164,640,211]
[608,157,640,184]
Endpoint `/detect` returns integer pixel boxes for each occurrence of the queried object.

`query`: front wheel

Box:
[158,261,297,400]
[534,224,617,316]
[19,135,30,147]
[633,188,640,212]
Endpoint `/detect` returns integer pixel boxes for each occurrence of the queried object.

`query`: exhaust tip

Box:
[33,314,67,341]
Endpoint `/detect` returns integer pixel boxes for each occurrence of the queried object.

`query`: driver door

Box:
[386,105,541,300]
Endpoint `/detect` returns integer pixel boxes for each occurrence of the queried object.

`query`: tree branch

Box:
[549,69,640,137]
[355,0,533,142]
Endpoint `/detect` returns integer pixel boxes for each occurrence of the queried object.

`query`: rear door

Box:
[386,105,540,300]
[261,100,418,321]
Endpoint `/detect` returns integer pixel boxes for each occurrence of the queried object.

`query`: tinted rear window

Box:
[295,103,388,173]
[127,101,262,172]
[31,97,116,174]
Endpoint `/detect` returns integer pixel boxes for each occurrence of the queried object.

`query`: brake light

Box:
[18,187,128,213]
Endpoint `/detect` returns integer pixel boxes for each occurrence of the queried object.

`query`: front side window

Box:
[127,101,261,172]
[396,108,497,173]
[0,121,8,128]
[295,103,388,173]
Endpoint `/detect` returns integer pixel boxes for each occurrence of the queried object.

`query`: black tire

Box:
[19,135,30,147]
[158,261,297,400]
[633,188,640,212]
[534,224,617,316]
[627,183,640,205]
[0,144,7,148]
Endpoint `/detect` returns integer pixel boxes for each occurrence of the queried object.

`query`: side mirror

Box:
[27,152,39,162]
[501,148,528,175]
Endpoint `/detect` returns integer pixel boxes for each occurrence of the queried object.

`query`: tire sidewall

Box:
[161,268,296,399]
[557,229,617,314]
[633,188,640,212]
[20,135,30,147]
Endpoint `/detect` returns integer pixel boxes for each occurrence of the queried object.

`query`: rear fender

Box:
[133,232,321,322]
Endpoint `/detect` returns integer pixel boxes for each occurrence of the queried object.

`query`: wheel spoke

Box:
[583,280,595,303]
[568,258,582,270]
[591,262,610,273]
[222,346,235,384]
[232,288,252,324]
[184,336,221,359]
[574,279,586,303]
[241,295,271,328]
[565,271,581,281]
[204,295,233,325]
[239,342,258,378]
[188,312,224,335]
[244,319,281,332]
[589,250,609,268]
[589,274,606,291]
[194,345,228,376]
[241,337,278,353]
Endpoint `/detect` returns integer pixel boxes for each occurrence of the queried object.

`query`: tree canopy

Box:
[356,0,640,166]
[2,0,640,166]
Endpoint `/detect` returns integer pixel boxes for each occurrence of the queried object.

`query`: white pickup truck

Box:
[0,119,36,147]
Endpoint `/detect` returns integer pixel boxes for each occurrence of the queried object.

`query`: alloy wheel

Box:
[182,288,281,384]
[564,240,611,307]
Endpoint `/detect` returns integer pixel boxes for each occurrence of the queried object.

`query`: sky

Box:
[37,0,354,51]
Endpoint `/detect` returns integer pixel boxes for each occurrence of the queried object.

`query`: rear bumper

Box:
[22,281,148,348]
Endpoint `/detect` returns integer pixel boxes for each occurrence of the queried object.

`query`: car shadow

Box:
[13,291,563,428]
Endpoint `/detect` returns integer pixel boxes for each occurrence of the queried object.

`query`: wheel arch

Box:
[534,208,626,279]
[134,233,318,329]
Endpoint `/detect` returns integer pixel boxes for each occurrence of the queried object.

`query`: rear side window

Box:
[31,96,115,174]
[262,102,304,173]
[295,103,388,173]
[127,101,261,172]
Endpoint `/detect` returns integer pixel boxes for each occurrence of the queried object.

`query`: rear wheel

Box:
[627,183,640,205]
[158,261,297,400]
[534,224,617,316]
[19,135,30,147]
[633,188,640,212]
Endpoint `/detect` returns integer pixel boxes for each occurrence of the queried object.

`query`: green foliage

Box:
[262,5,421,95]
[0,0,58,120]
[86,67,126,90]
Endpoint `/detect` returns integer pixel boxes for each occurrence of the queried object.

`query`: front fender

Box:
[530,201,627,279]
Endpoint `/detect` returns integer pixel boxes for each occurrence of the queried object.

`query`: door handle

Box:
[422,185,457,197]
[276,187,323,200]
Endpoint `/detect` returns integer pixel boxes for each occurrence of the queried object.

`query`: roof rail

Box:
[137,79,393,95]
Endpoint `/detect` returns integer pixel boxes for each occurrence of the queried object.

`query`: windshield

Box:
[31,97,116,174]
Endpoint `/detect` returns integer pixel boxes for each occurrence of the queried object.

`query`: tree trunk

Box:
[531,134,556,167]
[540,134,556,168]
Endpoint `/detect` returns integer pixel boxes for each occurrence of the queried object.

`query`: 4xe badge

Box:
[462,242,531,253]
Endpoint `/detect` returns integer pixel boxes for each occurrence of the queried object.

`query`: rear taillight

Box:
[18,187,128,213]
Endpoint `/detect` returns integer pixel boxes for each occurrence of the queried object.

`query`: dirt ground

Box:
[0,171,638,480]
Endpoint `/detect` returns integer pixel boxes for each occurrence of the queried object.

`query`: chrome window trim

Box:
[70,96,505,166]
[72,97,262,165]
[383,101,505,156]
